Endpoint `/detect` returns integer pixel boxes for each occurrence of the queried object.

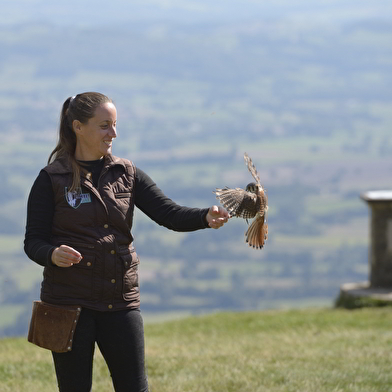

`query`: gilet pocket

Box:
[121,251,140,301]
[51,255,95,299]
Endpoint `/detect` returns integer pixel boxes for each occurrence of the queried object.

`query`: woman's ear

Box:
[72,119,83,135]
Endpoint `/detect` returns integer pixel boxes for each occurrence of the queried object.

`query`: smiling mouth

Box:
[103,141,112,147]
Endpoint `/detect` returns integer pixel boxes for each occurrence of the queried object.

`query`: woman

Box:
[24,92,229,392]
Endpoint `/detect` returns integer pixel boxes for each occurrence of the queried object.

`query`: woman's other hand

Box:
[51,245,82,267]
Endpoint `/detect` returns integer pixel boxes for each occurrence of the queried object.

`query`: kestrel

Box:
[214,153,268,249]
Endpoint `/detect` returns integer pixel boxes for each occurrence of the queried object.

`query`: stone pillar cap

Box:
[361,190,392,202]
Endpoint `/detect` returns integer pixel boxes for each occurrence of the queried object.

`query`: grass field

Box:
[0,307,391,391]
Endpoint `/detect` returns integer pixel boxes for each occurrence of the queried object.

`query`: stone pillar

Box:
[336,191,392,308]
[361,191,392,288]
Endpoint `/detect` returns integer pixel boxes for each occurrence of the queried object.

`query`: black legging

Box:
[52,308,149,392]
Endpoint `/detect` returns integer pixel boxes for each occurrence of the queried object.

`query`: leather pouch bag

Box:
[28,301,82,353]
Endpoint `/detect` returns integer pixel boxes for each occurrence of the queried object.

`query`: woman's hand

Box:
[206,205,229,229]
[51,245,82,267]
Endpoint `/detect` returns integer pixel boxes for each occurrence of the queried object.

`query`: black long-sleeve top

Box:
[24,160,209,267]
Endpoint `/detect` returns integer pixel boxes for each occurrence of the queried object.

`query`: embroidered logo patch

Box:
[65,187,92,209]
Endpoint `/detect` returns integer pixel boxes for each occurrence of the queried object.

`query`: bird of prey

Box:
[214,153,268,249]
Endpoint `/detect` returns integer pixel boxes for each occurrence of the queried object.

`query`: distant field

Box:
[1,13,391,336]
[0,306,25,329]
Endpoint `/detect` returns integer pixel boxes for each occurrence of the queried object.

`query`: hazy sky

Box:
[1,0,392,27]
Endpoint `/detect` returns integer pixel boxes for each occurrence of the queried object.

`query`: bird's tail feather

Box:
[245,216,268,249]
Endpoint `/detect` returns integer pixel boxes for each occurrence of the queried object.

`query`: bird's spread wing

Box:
[244,153,260,185]
[214,187,258,219]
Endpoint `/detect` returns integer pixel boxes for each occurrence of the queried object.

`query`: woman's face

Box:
[74,102,117,161]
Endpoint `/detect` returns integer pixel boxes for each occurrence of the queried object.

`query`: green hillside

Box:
[1,3,392,335]
[1,308,391,391]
